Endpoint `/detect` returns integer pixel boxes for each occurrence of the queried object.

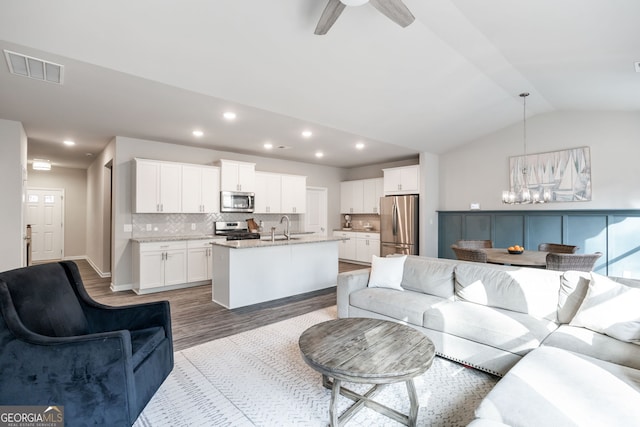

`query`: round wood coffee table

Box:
[299,317,435,427]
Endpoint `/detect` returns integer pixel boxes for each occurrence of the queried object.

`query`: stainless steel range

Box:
[214,221,261,241]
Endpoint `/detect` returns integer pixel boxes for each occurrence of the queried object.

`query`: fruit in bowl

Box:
[508,245,524,254]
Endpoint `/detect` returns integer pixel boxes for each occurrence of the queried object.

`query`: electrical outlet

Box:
[123,224,132,233]
[146,224,152,231]
[191,223,196,230]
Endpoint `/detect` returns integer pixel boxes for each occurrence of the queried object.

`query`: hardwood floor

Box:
[75,259,368,351]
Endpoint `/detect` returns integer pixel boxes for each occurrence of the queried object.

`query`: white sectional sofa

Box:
[337,255,640,426]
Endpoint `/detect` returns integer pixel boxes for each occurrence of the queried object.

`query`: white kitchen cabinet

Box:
[383,165,420,195]
[341,178,382,214]
[334,231,357,261]
[281,174,307,213]
[355,233,380,263]
[133,158,182,213]
[217,159,255,192]
[334,231,379,263]
[187,239,214,282]
[182,165,220,213]
[362,178,384,214]
[340,181,363,214]
[254,171,282,213]
[133,241,187,293]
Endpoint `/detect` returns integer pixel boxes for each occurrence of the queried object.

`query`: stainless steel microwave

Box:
[220,191,255,213]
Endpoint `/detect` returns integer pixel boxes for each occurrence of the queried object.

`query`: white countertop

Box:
[131,235,219,243]
[212,235,345,249]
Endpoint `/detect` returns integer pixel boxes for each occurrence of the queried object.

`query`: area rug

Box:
[134,306,498,426]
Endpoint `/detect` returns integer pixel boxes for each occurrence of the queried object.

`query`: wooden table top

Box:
[299,318,435,384]
[484,248,549,267]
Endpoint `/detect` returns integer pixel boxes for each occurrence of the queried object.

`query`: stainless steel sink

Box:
[261,236,300,241]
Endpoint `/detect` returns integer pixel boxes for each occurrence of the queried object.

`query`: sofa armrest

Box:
[337,268,370,318]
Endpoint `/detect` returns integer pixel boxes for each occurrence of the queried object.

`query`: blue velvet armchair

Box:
[0,261,173,426]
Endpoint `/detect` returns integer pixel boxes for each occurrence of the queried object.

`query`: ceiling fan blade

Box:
[369,0,415,28]
[314,0,346,35]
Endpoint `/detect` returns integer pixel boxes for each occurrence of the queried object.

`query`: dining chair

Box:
[451,245,487,263]
[538,243,579,253]
[545,252,603,272]
[454,240,493,249]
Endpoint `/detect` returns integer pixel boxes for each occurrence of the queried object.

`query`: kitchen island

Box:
[211,235,343,309]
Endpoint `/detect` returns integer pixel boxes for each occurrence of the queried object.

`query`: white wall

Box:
[85,139,115,276]
[110,136,346,288]
[439,111,640,211]
[0,119,26,271]
[420,152,439,257]
[28,167,87,259]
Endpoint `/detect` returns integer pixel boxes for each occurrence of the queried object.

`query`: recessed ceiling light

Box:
[192,130,204,137]
[302,130,313,138]
[264,142,273,149]
[315,151,324,158]
[63,140,75,146]
[223,112,237,120]
[355,142,365,150]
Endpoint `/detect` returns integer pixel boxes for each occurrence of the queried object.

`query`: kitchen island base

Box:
[212,239,339,309]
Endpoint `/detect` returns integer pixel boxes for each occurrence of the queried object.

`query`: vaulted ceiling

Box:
[1,0,638,168]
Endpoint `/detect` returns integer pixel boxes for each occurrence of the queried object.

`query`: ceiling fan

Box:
[314,0,415,35]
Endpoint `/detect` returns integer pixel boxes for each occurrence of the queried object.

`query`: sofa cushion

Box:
[569,272,640,343]
[544,324,640,371]
[424,301,558,356]
[350,288,447,326]
[474,346,640,427]
[454,263,562,321]
[557,270,590,323]
[367,255,406,291]
[400,256,456,298]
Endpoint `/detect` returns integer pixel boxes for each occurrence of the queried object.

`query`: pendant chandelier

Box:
[502,92,550,204]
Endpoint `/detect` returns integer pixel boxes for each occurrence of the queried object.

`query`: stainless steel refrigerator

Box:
[380,195,419,257]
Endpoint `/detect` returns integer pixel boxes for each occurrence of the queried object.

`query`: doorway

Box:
[305,187,328,236]
[25,188,64,261]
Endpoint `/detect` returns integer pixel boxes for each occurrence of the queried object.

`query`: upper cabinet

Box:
[281,174,307,214]
[133,158,182,213]
[340,178,383,214]
[254,172,306,214]
[134,159,221,214]
[182,165,220,213]
[254,171,282,214]
[383,165,420,195]
[217,159,256,192]
[362,178,384,214]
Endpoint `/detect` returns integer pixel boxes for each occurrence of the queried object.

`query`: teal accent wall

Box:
[438,210,640,277]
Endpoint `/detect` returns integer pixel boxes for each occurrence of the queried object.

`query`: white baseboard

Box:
[78,256,112,278]
[110,282,133,292]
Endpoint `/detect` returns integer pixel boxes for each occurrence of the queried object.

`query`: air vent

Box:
[276,145,292,149]
[3,50,64,84]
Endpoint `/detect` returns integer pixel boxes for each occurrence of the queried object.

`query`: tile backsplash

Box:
[131,212,303,237]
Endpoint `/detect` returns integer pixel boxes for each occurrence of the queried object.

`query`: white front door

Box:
[305,187,328,236]
[26,188,64,261]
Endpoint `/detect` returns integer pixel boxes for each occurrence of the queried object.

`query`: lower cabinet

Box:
[355,233,380,263]
[333,231,380,264]
[187,240,214,282]
[133,239,215,294]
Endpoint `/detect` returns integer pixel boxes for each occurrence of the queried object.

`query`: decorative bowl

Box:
[508,249,524,255]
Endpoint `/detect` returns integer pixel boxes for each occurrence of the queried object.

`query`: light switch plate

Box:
[123,224,132,233]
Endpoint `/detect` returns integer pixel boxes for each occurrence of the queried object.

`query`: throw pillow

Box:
[367,255,407,291]
[570,272,640,344]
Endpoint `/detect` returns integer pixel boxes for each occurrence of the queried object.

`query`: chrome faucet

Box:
[280,215,290,240]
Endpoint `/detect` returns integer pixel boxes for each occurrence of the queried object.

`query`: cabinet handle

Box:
[160,203,164,211]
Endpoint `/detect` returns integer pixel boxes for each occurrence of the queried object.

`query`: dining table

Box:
[484,248,548,268]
